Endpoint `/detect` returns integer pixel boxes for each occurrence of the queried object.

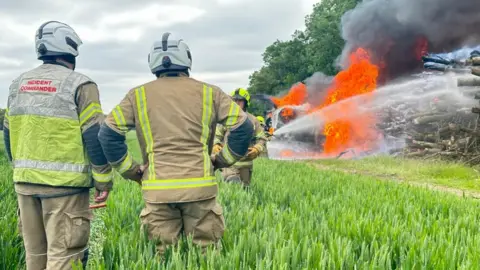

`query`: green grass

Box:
[314,156,480,192]
[4,134,480,268]
[0,147,25,269]
[86,137,480,269]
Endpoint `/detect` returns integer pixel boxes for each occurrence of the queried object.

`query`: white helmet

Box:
[148,32,192,75]
[35,21,83,60]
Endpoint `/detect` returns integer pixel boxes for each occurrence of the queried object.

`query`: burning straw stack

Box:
[377,53,480,164]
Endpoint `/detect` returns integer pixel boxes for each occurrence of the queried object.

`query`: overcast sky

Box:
[0,0,318,112]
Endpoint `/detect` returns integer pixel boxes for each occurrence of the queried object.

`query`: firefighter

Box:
[212,88,268,188]
[258,114,273,139]
[98,32,253,256]
[256,115,270,157]
[265,110,274,137]
[256,115,266,128]
[3,21,113,270]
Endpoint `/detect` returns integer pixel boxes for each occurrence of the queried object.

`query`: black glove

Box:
[122,164,144,185]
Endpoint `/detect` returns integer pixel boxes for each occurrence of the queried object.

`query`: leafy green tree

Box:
[248,31,309,96]
[304,0,359,76]
[248,0,359,97]
[248,99,270,118]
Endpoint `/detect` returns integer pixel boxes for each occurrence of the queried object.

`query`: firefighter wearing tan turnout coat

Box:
[213,88,267,188]
[98,32,254,256]
[256,115,270,157]
[3,21,113,270]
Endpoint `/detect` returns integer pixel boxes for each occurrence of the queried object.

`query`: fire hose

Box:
[89,203,107,210]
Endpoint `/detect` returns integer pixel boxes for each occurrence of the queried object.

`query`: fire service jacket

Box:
[214,112,267,168]
[98,73,254,203]
[3,63,113,197]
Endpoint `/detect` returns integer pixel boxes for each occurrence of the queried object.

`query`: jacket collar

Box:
[158,71,188,78]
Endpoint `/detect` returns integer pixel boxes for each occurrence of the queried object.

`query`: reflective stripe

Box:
[14,159,89,173]
[142,177,216,190]
[255,130,268,140]
[214,125,225,145]
[7,66,94,188]
[235,161,253,167]
[200,85,213,177]
[221,145,236,164]
[112,105,128,132]
[253,144,265,152]
[226,103,240,127]
[8,106,78,119]
[79,102,103,126]
[92,171,113,183]
[135,86,155,179]
[116,153,133,174]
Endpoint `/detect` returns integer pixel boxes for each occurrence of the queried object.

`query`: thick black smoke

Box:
[305,72,333,106]
[339,0,480,81]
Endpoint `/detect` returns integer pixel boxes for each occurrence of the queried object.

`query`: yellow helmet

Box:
[230,88,251,107]
[256,116,265,125]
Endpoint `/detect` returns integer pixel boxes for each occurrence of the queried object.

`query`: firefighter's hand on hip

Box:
[211,154,226,171]
[134,164,148,185]
[123,163,147,185]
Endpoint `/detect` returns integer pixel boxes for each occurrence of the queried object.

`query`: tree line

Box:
[0,0,358,124]
[247,0,359,116]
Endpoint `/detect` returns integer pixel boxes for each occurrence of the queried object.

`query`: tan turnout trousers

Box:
[17,192,91,270]
[140,197,225,256]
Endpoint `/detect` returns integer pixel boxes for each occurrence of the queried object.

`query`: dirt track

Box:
[312,163,480,199]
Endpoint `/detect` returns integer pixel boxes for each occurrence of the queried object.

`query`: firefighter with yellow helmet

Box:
[256,115,265,127]
[255,115,270,157]
[213,88,268,188]
[256,114,271,139]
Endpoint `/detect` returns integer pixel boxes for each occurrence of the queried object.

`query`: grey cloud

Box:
[0,44,31,57]
[1,0,302,74]
[0,0,52,15]
[77,0,303,74]
[0,0,311,110]
[78,40,264,75]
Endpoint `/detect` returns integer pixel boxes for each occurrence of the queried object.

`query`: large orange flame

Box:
[273,48,381,158]
[313,48,380,155]
[270,82,308,108]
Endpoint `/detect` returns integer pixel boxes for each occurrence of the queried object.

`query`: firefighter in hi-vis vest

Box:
[212,88,268,189]
[256,115,266,129]
[98,32,253,256]
[3,21,113,270]
[256,115,270,157]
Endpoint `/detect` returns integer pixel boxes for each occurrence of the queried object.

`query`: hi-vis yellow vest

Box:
[7,64,93,188]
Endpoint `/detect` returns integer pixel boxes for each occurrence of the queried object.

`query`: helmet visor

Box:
[232,94,246,101]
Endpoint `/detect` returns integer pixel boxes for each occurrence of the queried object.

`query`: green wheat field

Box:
[2,132,480,269]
